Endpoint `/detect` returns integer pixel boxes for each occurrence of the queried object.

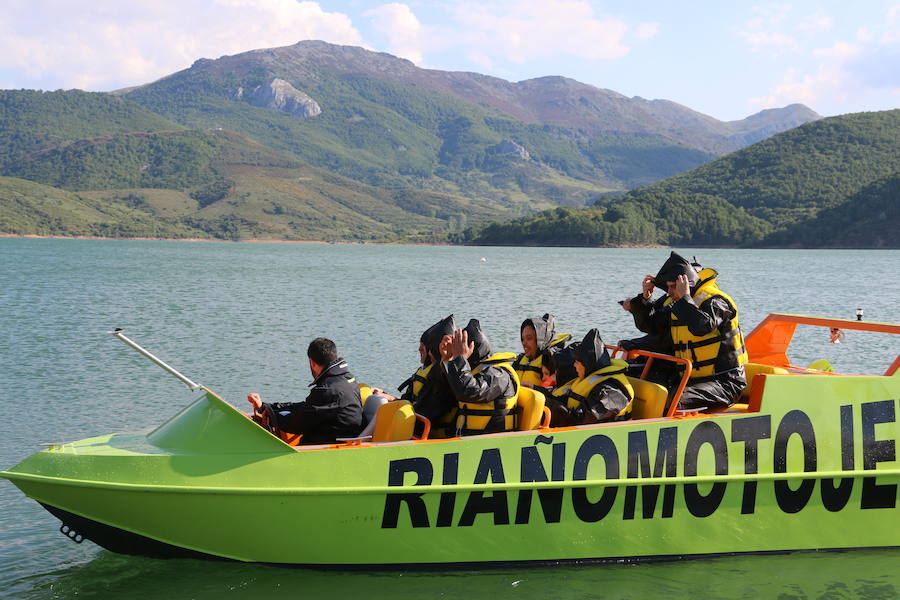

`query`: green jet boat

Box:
[3,314,900,567]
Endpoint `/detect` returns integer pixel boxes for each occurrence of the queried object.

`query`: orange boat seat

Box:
[372,400,419,442]
[627,376,669,420]
[516,387,546,431]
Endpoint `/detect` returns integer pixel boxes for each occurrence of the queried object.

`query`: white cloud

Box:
[740,30,800,54]
[749,25,900,113]
[746,3,793,30]
[448,0,631,64]
[635,22,661,41]
[889,5,900,24]
[0,0,363,91]
[813,41,861,59]
[749,65,849,109]
[365,3,425,64]
[797,14,833,34]
[739,4,800,55]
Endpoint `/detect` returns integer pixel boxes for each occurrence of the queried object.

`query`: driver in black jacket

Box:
[249,338,362,444]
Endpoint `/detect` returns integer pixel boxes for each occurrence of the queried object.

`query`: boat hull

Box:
[4,371,900,566]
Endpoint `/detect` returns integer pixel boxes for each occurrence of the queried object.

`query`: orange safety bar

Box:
[415,414,431,440]
[745,314,900,375]
[888,355,900,377]
[609,345,693,418]
[541,405,552,428]
[628,349,693,417]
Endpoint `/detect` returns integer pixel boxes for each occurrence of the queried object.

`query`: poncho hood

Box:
[654,251,700,292]
[575,329,611,374]
[421,314,455,364]
[521,313,557,351]
[464,318,493,368]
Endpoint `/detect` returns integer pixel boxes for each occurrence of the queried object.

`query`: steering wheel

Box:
[251,403,281,435]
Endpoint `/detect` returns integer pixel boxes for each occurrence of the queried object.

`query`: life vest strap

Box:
[673,335,722,351]
[516,364,542,375]
[458,405,521,417]
[567,391,587,404]
[397,376,414,392]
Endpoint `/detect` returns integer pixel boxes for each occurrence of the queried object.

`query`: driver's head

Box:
[307,337,339,376]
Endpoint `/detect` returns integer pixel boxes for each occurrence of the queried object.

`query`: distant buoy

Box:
[480,257,487,262]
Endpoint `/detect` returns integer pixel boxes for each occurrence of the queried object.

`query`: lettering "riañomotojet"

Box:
[381,399,898,528]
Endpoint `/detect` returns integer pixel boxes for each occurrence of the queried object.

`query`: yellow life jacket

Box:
[664,270,748,379]
[457,352,520,435]
[513,333,571,386]
[398,363,432,401]
[551,378,575,400]
[563,359,634,418]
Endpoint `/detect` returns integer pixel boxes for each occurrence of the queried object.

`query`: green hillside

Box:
[462,110,900,248]
[765,173,900,248]
[0,129,514,242]
[0,177,204,238]
[0,89,182,169]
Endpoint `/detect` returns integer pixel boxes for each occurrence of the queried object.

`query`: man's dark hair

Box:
[307,337,339,367]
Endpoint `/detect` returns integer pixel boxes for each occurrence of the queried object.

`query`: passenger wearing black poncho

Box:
[440,319,519,436]
[547,329,633,426]
[627,252,748,411]
[402,315,457,433]
[368,315,458,438]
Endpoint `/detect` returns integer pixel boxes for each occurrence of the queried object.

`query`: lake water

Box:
[1,238,898,599]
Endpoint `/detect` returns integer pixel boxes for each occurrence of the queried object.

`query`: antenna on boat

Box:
[110,328,202,392]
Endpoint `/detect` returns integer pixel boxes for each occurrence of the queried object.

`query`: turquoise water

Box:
[1,238,898,599]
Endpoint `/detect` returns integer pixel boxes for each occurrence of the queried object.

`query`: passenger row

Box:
[248,252,750,445]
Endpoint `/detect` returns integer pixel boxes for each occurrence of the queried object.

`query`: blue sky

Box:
[1,0,898,120]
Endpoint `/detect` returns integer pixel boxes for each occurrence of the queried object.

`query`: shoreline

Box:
[2,234,893,250]
[1,233,352,245]
[0,233,665,247]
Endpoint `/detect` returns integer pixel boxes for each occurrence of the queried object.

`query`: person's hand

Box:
[439,334,454,361]
[672,274,690,301]
[522,382,534,388]
[247,393,262,413]
[450,329,474,360]
[642,275,655,299]
[618,339,637,351]
[371,388,384,395]
[621,299,632,311]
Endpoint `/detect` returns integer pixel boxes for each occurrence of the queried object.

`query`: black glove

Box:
[618,339,637,351]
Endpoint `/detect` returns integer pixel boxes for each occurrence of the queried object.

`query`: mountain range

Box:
[1,40,822,242]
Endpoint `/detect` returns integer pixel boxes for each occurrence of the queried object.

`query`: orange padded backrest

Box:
[516,387,546,431]
[627,376,669,420]
[372,400,416,442]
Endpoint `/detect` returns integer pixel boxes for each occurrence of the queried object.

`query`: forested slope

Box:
[462,110,900,248]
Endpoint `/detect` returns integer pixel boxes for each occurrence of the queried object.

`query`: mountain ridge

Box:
[1,40,826,243]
